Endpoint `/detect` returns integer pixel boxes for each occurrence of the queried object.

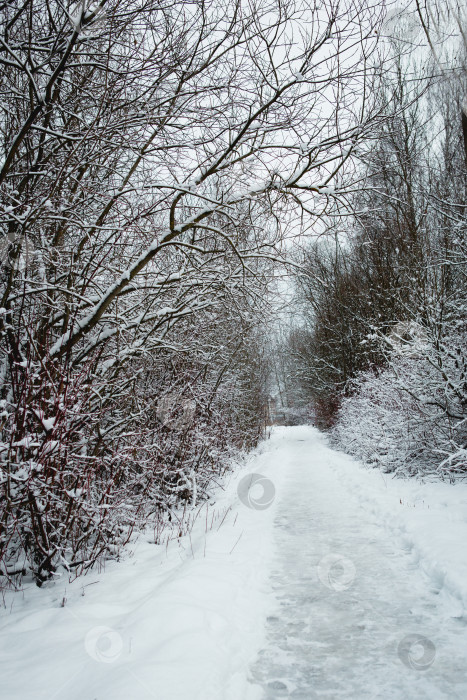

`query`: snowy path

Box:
[2,426,467,700]
[247,429,467,699]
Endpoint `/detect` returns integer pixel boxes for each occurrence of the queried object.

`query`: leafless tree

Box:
[0,0,386,584]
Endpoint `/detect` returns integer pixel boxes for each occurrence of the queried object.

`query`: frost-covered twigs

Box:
[283,29,467,476]
[0,311,272,586]
[0,0,387,586]
[329,319,467,479]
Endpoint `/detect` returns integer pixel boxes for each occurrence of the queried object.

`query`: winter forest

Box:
[0,0,466,586]
[2,0,467,690]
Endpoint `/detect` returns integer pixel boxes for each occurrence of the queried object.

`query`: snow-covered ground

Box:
[2,426,467,699]
[247,428,467,700]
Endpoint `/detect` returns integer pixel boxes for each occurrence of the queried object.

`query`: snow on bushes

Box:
[331,327,467,479]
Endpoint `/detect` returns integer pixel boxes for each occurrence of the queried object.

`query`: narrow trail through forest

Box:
[247,428,467,700]
[2,427,467,700]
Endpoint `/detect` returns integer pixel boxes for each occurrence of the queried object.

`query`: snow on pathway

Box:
[247,428,467,700]
[2,426,467,700]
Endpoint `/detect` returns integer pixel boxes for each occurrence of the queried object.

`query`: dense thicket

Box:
[0,0,384,585]
[286,21,467,475]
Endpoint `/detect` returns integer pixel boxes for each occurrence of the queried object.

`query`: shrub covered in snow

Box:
[331,326,467,478]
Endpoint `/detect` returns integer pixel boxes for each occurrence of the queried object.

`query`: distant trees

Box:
[286,19,467,474]
[0,0,385,585]
[286,78,428,424]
